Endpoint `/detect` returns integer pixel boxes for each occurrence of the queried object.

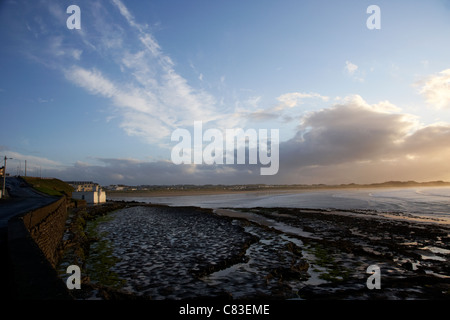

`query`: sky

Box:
[1,0,450,186]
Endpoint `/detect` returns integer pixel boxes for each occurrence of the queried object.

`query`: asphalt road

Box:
[0,176,59,229]
[0,177,60,299]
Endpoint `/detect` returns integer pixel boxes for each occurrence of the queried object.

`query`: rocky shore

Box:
[57,201,450,300]
[225,207,450,299]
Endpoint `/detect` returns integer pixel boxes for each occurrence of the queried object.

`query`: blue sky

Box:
[1,0,450,185]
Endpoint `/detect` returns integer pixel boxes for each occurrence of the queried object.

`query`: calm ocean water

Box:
[108,187,450,224]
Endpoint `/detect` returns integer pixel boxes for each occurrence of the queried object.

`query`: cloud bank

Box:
[416,69,450,109]
[7,1,450,185]
[41,95,450,185]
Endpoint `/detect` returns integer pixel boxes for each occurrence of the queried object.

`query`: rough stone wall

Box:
[8,197,73,299]
[22,197,68,267]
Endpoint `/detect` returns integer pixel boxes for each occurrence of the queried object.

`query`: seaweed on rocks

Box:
[56,202,450,300]
[56,201,144,299]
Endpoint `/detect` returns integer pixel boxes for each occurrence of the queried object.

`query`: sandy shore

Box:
[106,188,305,198]
[106,183,449,198]
[66,202,450,300]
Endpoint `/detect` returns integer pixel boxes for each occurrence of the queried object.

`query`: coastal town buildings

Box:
[66,181,106,204]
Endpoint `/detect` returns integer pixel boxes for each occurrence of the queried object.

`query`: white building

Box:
[67,181,106,204]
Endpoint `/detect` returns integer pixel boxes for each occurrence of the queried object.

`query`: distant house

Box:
[66,181,106,204]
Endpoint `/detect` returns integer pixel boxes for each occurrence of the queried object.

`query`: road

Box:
[0,176,59,229]
[0,177,61,299]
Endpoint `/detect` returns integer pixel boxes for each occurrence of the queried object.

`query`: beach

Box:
[67,188,450,300]
[108,186,450,224]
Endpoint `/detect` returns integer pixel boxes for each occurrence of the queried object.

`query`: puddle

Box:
[421,246,450,255]
[420,254,446,261]
[215,208,320,239]
[278,235,329,287]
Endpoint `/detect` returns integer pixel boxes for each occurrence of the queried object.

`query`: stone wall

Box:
[8,197,73,299]
[21,197,68,267]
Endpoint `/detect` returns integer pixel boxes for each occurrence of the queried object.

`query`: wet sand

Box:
[107,188,303,199]
[80,203,450,300]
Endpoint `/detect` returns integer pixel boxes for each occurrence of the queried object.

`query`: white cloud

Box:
[345,61,358,75]
[64,66,172,142]
[59,0,227,144]
[65,67,116,98]
[46,36,83,61]
[104,1,222,133]
[3,150,63,171]
[277,95,450,183]
[417,69,450,109]
[111,0,144,31]
[22,0,270,146]
[119,112,171,142]
[139,34,162,57]
[12,0,227,146]
[371,100,403,113]
[275,92,329,110]
[345,61,365,82]
[72,49,82,60]
[336,95,402,114]
[20,93,450,185]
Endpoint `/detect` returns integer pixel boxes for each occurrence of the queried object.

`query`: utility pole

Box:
[2,156,13,199]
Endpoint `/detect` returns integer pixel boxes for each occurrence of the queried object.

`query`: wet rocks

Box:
[79,203,450,300]
[242,207,450,299]
[89,205,260,299]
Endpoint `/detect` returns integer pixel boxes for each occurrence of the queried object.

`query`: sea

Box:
[108,187,450,225]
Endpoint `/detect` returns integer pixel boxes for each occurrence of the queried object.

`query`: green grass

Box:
[306,244,351,283]
[23,177,74,197]
[56,207,126,290]
[84,213,125,288]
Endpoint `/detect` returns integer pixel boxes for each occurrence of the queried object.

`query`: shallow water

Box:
[108,187,450,224]
[88,187,450,299]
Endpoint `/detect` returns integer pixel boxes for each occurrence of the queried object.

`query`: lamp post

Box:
[2,156,13,199]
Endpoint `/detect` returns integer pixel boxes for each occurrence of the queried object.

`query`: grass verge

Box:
[22,176,74,197]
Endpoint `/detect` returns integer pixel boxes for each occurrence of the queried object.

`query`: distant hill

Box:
[358,180,450,188]
[106,180,450,194]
